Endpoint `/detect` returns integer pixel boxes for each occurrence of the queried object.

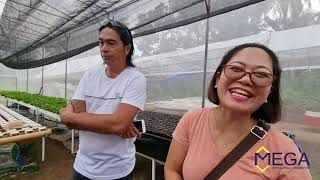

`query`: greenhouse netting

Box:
[0,0,319,179]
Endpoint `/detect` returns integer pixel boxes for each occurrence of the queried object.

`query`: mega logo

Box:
[254,146,310,172]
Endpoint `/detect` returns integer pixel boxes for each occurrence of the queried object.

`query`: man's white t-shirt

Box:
[72,64,146,180]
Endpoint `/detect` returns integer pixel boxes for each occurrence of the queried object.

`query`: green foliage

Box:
[146,74,205,102]
[0,91,67,113]
[134,0,319,57]
[144,70,320,105]
[281,70,320,104]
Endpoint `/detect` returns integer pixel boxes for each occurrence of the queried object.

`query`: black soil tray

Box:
[135,111,183,162]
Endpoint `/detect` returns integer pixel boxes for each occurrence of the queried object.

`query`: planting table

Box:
[0,98,52,162]
[0,96,76,154]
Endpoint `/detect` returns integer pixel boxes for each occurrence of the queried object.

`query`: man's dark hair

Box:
[208,43,282,123]
[99,21,135,67]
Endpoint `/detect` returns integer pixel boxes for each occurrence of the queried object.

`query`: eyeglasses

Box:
[105,20,131,41]
[222,65,276,87]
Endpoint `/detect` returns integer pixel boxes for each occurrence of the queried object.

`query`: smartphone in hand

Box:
[133,120,146,133]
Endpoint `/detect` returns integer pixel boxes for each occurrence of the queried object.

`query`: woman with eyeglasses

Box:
[164,43,312,180]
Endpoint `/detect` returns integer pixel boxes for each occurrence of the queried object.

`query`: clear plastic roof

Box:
[0,0,265,69]
[0,0,319,69]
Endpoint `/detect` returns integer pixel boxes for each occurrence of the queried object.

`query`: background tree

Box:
[134,0,320,57]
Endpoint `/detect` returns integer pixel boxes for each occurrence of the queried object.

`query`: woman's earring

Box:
[214,84,218,88]
[265,99,268,103]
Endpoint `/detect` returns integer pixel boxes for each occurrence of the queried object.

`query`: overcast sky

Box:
[0,0,7,18]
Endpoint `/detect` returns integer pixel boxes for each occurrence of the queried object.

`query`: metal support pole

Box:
[135,152,165,179]
[65,34,74,153]
[152,159,156,180]
[71,129,75,154]
[15,76,18,91]
[201,0,211,108]
[65,34,70,99]
[41,46,45,95]
[42,136,45,162]
[27,52,29,92]
[41,67,44,95]
[26,69,29,92]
